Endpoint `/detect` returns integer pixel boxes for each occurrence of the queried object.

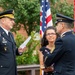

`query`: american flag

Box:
[40,0,53,37]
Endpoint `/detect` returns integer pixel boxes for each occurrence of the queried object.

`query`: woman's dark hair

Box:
[41,26,58,47]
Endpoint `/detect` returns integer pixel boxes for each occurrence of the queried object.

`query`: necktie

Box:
[8,32,13,42]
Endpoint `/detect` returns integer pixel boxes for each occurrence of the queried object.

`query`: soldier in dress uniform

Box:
[0,9,25,75]
[40,13,75,75]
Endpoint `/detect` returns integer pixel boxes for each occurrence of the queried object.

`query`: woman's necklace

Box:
[50,46,55,53]
[46,45,55,53]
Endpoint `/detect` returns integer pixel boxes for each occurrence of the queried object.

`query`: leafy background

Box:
[0,0,74,65]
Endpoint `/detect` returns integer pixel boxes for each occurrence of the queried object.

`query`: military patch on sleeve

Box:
[2,37,7,43]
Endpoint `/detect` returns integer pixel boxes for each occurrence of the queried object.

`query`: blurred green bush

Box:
[15,31,40,65]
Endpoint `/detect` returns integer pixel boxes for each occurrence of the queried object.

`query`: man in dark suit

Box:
[0,9,25,75]
[41,14,75,75]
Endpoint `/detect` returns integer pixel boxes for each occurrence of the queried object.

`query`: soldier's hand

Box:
[18,47,26,54]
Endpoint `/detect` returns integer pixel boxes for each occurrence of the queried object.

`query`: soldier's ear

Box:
[61,22,65,29]
[1,18,6,24]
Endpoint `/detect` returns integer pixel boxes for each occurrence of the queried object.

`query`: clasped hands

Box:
[41,66,54,72]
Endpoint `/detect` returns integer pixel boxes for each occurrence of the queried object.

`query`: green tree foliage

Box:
[0,0,73,33]
[50,0,60,4]
[0,0,40,35]
[51,0,73,25]
[15,32,40,65]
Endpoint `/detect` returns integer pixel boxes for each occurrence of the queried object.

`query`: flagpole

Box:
[74,0,75,32]
[40,0,53,75]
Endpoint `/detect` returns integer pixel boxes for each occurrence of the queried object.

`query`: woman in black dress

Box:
[39,26,58,75]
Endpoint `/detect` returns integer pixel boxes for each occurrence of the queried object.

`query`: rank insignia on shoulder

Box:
[2,38,7,43]
[61,34,65,38]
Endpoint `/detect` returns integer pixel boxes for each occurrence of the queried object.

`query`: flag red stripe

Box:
[40,30,42,35]
[46,15,52,24]
[40,21,42,26]
[40,12,42,16]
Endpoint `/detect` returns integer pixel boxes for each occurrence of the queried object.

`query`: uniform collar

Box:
[0,27,13,43]
[61,30,72,37]
[0,26,9,35]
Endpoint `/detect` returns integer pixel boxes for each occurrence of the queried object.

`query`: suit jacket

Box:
[44,31,75,75]
[0,27,19,75]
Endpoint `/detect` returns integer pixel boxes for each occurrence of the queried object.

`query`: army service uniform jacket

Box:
[42,31,75,75]
[0,27,19,75]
